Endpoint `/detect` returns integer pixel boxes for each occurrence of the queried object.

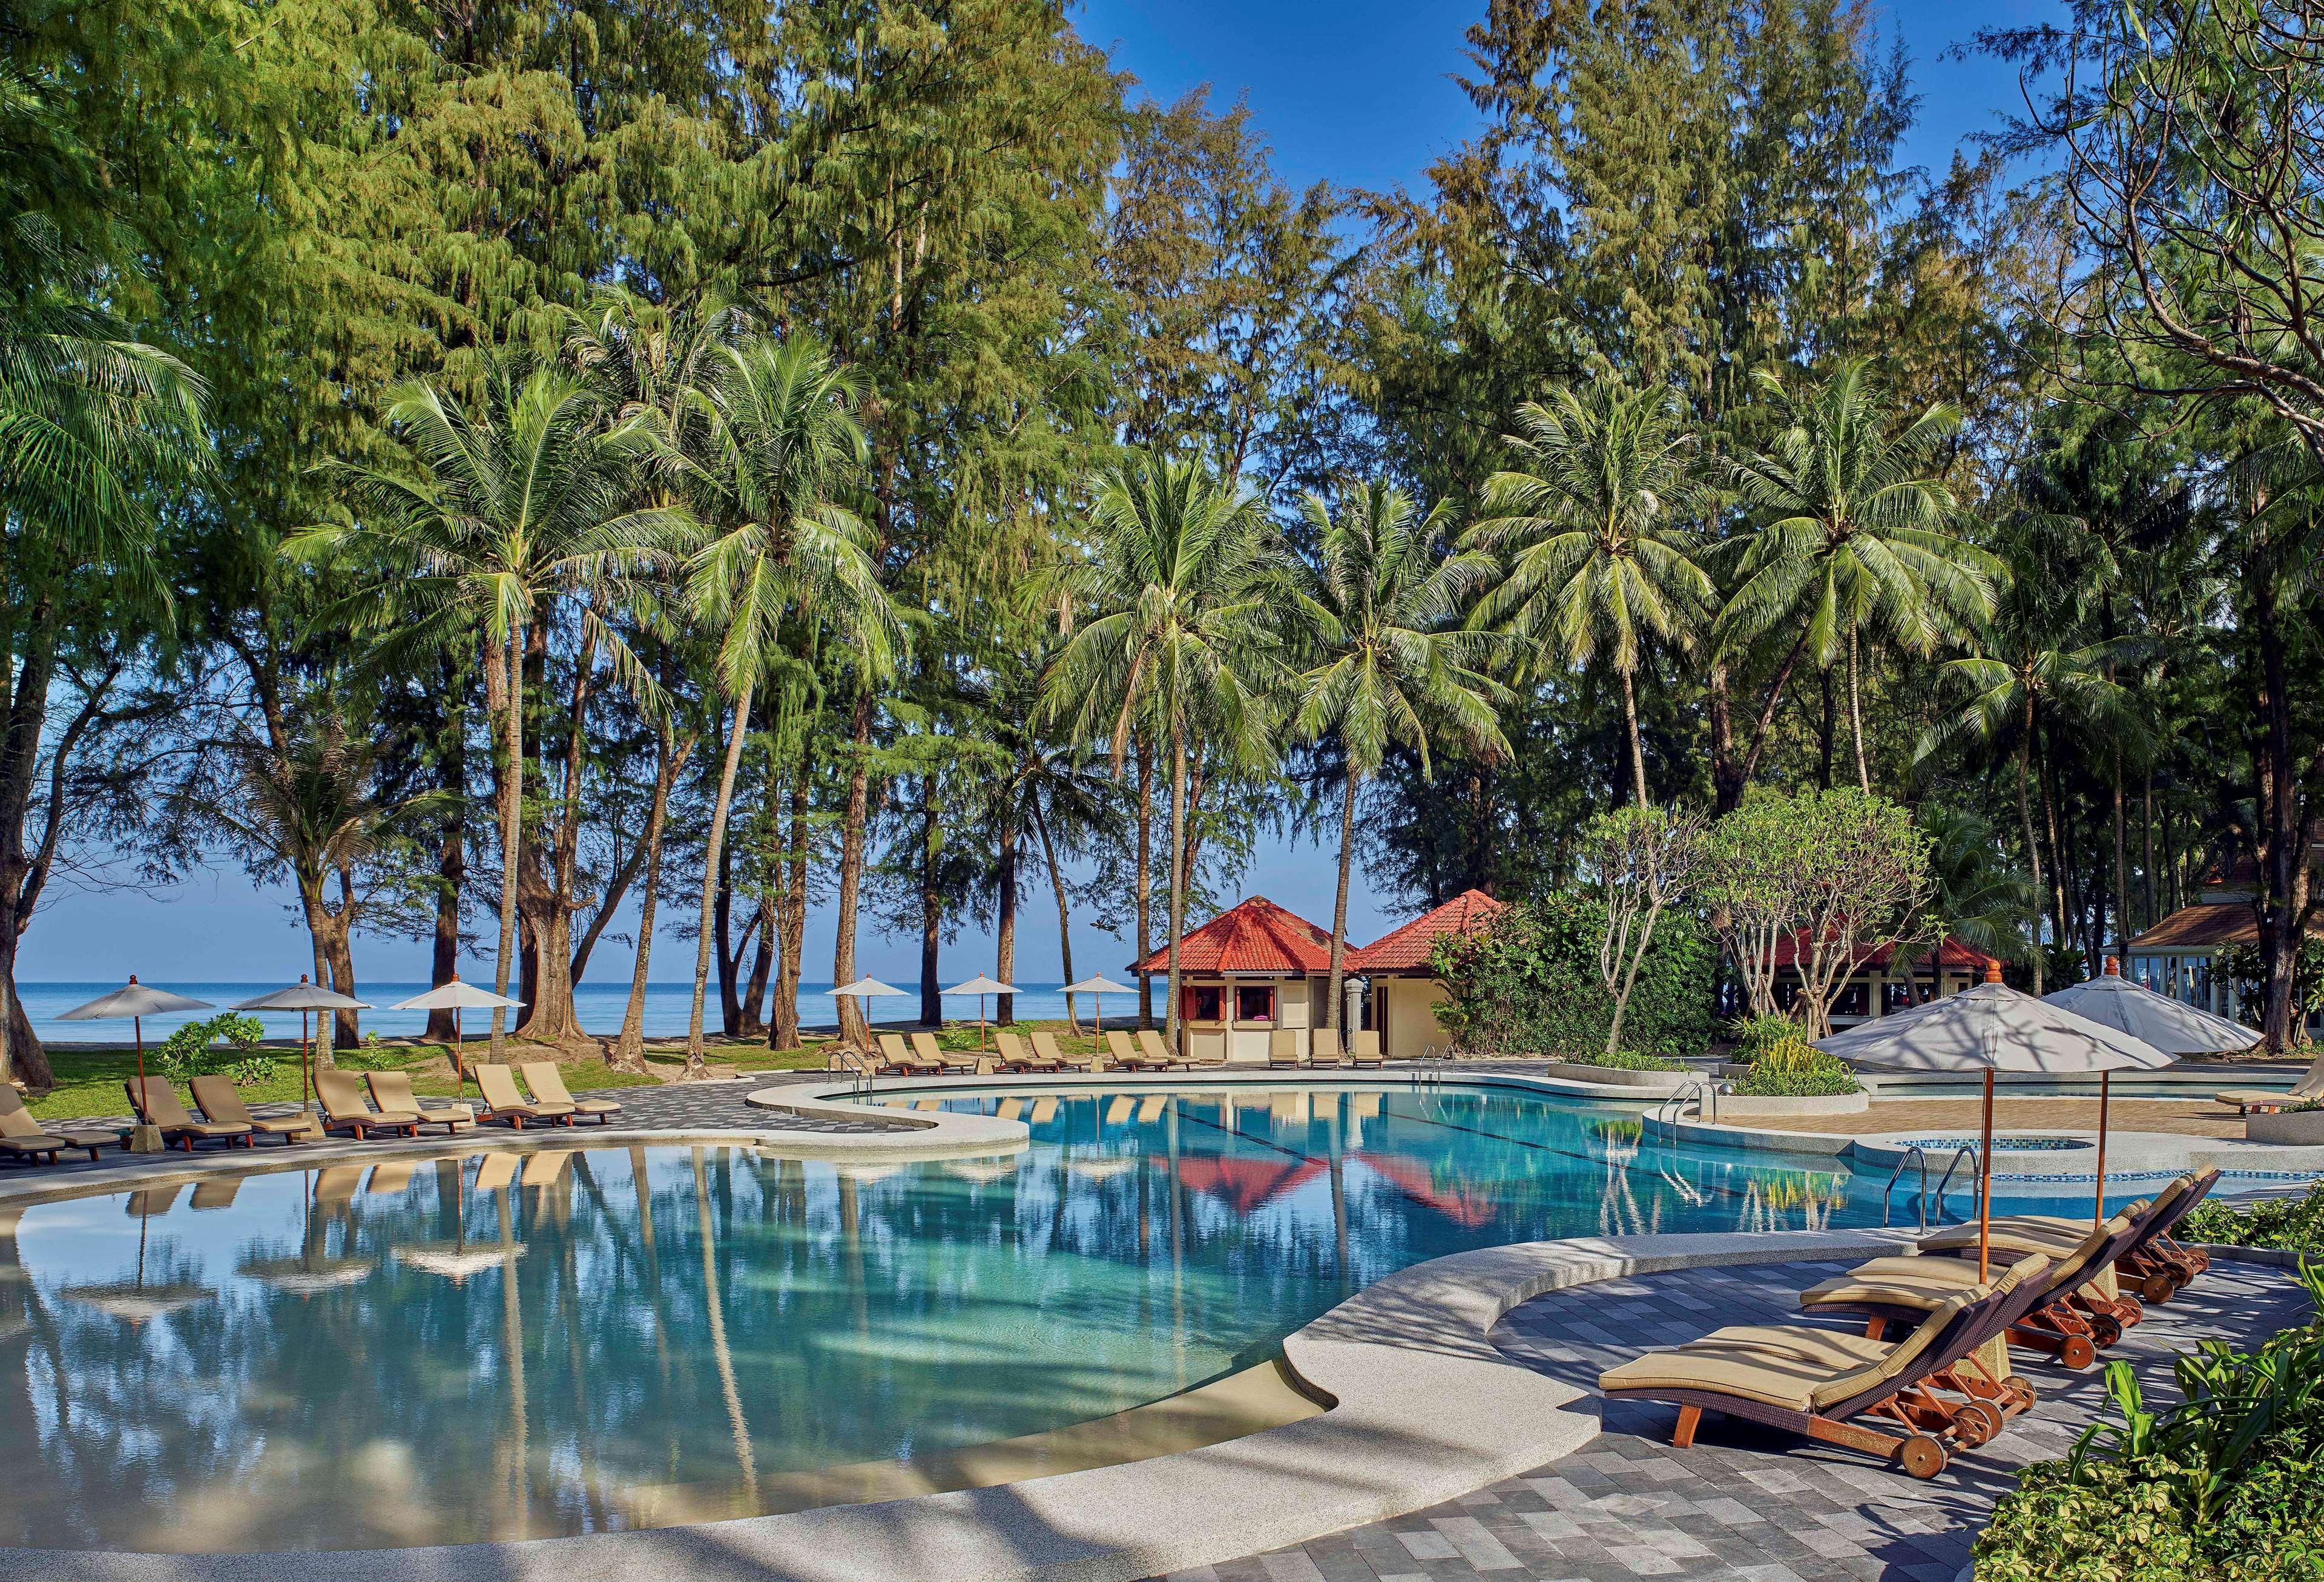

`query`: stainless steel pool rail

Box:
[1881,1145,1931,1231]
[1932,1143,1978,1223]
[1647,1079,1715,1138]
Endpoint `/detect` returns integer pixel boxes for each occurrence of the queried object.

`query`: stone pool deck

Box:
[1163,1253,2307,1582]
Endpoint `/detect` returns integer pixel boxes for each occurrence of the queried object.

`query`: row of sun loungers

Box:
[841,1026,1393,1076]
[1599,1168,2221,1480]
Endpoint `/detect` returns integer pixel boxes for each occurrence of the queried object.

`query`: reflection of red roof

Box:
[1132,897,1335,975]
[1157,1155,1326,1213]
[1763,931,2001,972]
[1349,889,1504,973]
[1357,1153,1499,1228]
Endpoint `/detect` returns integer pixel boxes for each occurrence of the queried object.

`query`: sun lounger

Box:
[1992,1168,2221,1299]
[1032,1030,1092,1072]
[516,1063,619,1126]
[1349,1029,1383,1068]
[874,1033,919,1075]
[1803,1210,2146,1376]
[1601,1254,2054,1478]
[835,1047,881,1079]
[2214,1067,2324,1115]
[1136,1029,1188,1069]
[1918,1178,2202,1333]
[126,1076,255,1151]
[363,1071,475,1135]
[0,1086,104,1164]
[1309,1028,1344,1068]
[472,1063,576,1129]
[314,1069,421,1140]
[1106,1031,1161,1071]
[909,1032,970,1074]
[188,1074,319,1145]
[996,1031,1058,1072]
[1266,1029,1302,1068]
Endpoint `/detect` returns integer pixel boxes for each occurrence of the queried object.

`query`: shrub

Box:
[2182,1182,2324,1253]
[1974,1261,2324,1582]
[1559,1047,1680,1072]
[1726,1013,1800,1062]
[153,1013,274,1085]
[1728,1037,1858,1096]
[1430,892,1714,1059]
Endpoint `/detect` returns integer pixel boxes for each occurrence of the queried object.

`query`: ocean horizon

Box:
[17,980,1123,1043]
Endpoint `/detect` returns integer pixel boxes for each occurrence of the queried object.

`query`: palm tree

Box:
[1289,479,1509,1030]
[300,357,683,1058]
[1464,381,1712,805]
[1914,804,2038,968]
[1044,448,1278,1055]
[681,334,893,1073]
[1721,360,2001,792]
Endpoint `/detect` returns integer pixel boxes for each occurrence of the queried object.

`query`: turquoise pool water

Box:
[0,1082,2112,1553]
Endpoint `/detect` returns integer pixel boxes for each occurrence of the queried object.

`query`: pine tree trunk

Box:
[739,920,772,1040]
[686,684,753,1073]
[2111,751,2129,962]
[1619,667,1649,806]
[771,777,807,1050]
[1135,738,1154,1029]
[833,686,874,1047]
[1167,722,1189,1056]
[610,727,679,1073]
[2018,711,2044,996]
[1325,770,1358,1030]
[426,650,466,1043]
[1038,812,1079,1035]
[2141,775,2158,934]
[995,812,1018,1026]
[918,779,942,1027]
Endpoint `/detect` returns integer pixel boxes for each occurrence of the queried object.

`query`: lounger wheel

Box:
[1899,1434,1947,1479]
[1953,1400,2004,1448]
[2059,1334,2097,1371]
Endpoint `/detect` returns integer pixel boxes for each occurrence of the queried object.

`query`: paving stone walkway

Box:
[1165,1254,2308,1582]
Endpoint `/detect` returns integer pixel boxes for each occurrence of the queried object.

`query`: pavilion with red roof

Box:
[1131,895,1338,1062]
[1349,888,1504,1059]
[1760,930,2005,1024]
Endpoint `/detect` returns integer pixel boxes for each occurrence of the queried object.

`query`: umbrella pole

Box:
[2093,1070,2110,1231]
[1978,1069,1995,1284]
[303,1010,312,1115]
[455,1006,464,1096]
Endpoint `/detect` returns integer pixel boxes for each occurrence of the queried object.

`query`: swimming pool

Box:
[0,1081,2115,1552]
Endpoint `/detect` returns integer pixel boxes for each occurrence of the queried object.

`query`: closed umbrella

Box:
[232,977,374,1116]
[58,978,213,1153]
[1817,962,2173,1279]
[1064,975,1134,1046]
[2044,956,2231,1230]
[390,975,522,1096]
[942,975,1018,1052]
[831,977,907,1051]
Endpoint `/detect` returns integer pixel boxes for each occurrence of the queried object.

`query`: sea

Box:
[17,980,1112,1043]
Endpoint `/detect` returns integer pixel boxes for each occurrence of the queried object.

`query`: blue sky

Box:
[26,0,2062,989]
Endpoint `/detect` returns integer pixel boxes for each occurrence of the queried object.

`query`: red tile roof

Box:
[2128,901,2263,951]
[1131,896,1337,976]
[1764,931,2003,972]
[1348,888,1506,973]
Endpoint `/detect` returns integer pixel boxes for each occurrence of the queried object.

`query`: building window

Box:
[1236,984,1275,1023]
[1183,984,1223,1023]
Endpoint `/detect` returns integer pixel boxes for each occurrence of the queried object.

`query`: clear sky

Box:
[24,0,2062,989]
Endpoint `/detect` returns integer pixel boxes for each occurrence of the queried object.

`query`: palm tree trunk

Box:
[1037,811,1079,1035]
[612,729,680,1072]
[2017,707,2044,995]
[1166,720,1188,1056]
[2141,774,2157,933]
[427,651,467,1043]
[487,626,525,1058]
[1325,769,1358,1030]
[1135,738,1154,1029]
[685,683,753,1073]
[834,686,874,1047]
[2111,750,2129,962]
[1847,622,1870,793]
[995,811,1018,1026]
[771,777,808,1050]
[1618,668,1649,806]
[918,780,941,1027]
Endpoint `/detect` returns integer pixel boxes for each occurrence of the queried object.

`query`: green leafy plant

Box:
[2182,1184,2324,1254]
[1429,892,1714,1059]
[153,1014,272,1085]
[1726,1013,1800,1062]
[1562,1047,1680,1072]
[1729,1037,1859,1096]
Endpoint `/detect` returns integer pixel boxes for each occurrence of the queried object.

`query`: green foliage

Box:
[1975,1262,2324,1581]
[2220,940,2324,1030]
[1727,1013,1800,1061]
[1429,892,1714,1059]
[1730,1039,1859,1097]
[2182,1184,2324,1254]
[153,1014,272,1086]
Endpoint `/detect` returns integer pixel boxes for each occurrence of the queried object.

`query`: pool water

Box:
[0,1083,2113,1553]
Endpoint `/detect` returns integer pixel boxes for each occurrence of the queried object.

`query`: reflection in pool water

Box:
[2,1083,1918,1552]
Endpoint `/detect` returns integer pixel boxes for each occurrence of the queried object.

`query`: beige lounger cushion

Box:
[1600,1323,1897,1413]
[1799,1256,1991,1313]
[0,1133,73,1155]
[1137,1030,1174,1064]
[1921,1208,2146,1258]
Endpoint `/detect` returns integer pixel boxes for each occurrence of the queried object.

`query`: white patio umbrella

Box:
[232,976,374,1115]
[831,977,907,1050]
[1063,974,1134,1042]
[1816,963,2174,1279]
[390,975,522,1096]
[2044,956,2237,1230]
[62,1187,211,1323]
[58,977,214,1153]
[943,974,1018,1052]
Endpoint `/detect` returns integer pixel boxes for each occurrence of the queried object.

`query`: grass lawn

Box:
[25,1017,1122,1120]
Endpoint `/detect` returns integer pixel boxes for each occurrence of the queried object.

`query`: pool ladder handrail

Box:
[1650,1078,1715,1136]
[1882,1145,1931,1231]
[1932,1143,1978,1224]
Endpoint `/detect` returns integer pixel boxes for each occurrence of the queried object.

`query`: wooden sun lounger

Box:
[909,1032,972,1074]
[0,1086,105,1164]
[1994,1168,2220,1299]
[1032,1030,1092,1072]
[1918,1175,2201,1331]
[315,1069,421,1140]
[126,1076,255,1151]
[1106,1031,1162,1071]
[518,1063,619,1126]
[874,1034,918,1075]
[2215,1068,2324,1115]
[1804,1210,2147,1375]
[1266,1029,1302,1068]
[1349,1029,1384,1067]
[189,1074,319,1145]
[1601,1255,2055,1477]
[363,1071,475,1135]
[472,1063,576,1129]
[1308,1028,1344,1068]
[1135,1029,1190,1069]
[996,1031,1061,1072]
